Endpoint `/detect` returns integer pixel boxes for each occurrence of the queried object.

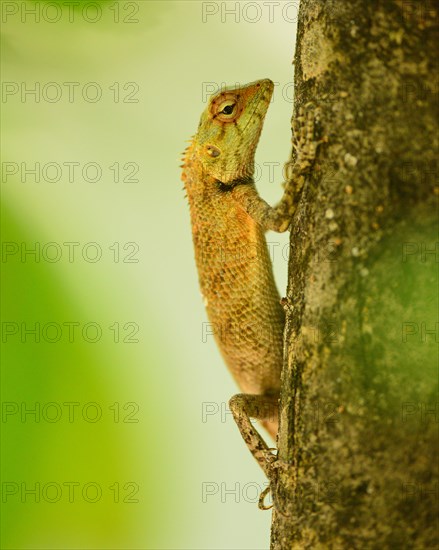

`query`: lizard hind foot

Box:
[257,480,291,517]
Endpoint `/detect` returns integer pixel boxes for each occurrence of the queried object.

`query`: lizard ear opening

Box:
[206,145,221,158]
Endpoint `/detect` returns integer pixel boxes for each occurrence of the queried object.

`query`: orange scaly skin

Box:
[181,79,321,484]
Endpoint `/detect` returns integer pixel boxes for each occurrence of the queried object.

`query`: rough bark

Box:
[271,1,438,548]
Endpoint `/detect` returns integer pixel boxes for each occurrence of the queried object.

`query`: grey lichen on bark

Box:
[271,1,438,548]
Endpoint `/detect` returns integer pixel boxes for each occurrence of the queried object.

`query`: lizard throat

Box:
[216,175,254,192]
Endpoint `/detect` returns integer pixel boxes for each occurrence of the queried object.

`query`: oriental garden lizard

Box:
[181,79,321,507]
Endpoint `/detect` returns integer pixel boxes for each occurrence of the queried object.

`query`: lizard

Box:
[181,79,321,505]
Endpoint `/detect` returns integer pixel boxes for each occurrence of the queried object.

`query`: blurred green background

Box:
[1,1,298,548]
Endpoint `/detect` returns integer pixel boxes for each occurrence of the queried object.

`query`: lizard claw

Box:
[258,485,273,510]
[257,480,291,517]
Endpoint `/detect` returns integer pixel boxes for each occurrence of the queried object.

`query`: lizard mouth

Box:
[241,79,274,136]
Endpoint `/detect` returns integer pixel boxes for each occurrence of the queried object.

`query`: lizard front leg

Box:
[231,102,322,232]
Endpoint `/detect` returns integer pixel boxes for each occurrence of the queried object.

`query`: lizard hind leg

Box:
[228,393,279,479]
[229,393,292,514]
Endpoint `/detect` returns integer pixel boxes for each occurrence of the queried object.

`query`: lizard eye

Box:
[211,93,241,122]
[220,103,235,115]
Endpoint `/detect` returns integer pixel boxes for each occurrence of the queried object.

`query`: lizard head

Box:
[194,79,274,184]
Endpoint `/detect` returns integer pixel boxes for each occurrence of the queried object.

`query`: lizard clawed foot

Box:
[261,447,278,470]
[291,102,323,163]
[257,457,292,517]
[257,480,291,517]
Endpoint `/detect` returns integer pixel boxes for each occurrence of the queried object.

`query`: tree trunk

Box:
[271,1,438,548]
